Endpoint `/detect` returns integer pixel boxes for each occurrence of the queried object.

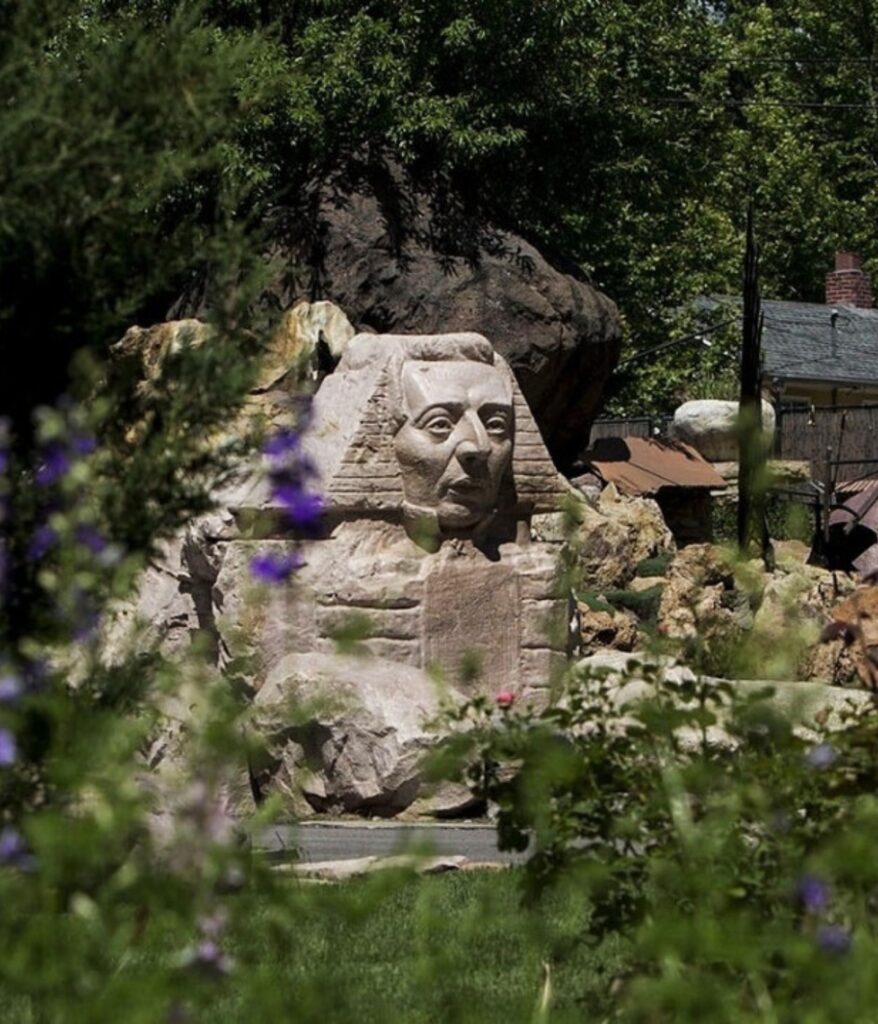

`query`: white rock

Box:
[671,399,776,462]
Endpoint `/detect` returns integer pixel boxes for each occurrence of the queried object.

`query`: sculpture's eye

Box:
[484,413,510,438]
[423,413,455,439]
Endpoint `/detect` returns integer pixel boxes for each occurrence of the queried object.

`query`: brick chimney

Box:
[825,251,874,308]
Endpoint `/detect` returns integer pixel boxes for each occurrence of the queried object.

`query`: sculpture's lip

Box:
[445,478,487,498]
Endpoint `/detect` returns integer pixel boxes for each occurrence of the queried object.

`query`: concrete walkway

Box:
[257,821,528,865]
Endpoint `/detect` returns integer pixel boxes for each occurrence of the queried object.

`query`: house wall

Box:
[776,381,878,407]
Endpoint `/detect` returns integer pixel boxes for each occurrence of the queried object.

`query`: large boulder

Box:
[537,485,675,591]
[249,652,473,817]
[752,560,856,683]
[657,544,765,674]
[576,650,874,738]
[671,399,776,462]
[245,175,622,470]
[111,301,356,398]
[808,586,878,688]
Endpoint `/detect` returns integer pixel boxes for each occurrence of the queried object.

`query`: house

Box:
[698,252,878,408]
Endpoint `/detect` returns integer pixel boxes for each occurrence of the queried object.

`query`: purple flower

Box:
[795,874,830,913]
[22,659,46,693]
[70,434,96,457]
[27,524,57,561]
[198,908,228,938]
[35,443,71,487]
[74,524,107,555]
[249,551,303,584]
[0,728,17,766]
[274,483,324,530]
[0,675,22,704]
[805,743,838,770]
[0,451,7,476]
[0,827,34,871]
[183,939,234,977]
[816,924,852,955]
[263,428,301,459]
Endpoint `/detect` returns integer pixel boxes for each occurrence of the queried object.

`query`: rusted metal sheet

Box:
[828,487,878,577]
[583,436,728,497]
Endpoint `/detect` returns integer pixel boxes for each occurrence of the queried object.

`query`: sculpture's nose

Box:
[456,413,490,472]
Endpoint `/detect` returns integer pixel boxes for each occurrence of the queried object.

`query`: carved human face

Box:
[393,360,514,530]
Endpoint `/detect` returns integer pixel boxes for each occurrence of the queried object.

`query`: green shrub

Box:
[435,661,878,1021]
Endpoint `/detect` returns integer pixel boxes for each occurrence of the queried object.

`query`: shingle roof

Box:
[696,295,878,386]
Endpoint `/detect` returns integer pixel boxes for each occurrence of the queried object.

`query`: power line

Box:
[617,318,737,369]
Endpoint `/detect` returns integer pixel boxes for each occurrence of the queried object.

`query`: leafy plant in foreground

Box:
[435,659,878,1021]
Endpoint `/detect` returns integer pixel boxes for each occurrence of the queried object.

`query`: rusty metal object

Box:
[582,436,727,497]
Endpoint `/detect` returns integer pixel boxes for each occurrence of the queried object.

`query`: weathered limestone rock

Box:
[257,300,356,391]
[657,544,764,671]
[110,300,355,403]
[558,484,675,590]
[576,650,874,737]
[671,399,776,462]
[249,653,465,816]
[753,563,856,682]
[810,586,878,688]
[652,543,860,683]
[577,601,639,656]
[111,319,209,392]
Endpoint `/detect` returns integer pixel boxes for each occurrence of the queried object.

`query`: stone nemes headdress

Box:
[303,332,567,524]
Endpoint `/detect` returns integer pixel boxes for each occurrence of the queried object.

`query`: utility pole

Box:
[738,204,773,567]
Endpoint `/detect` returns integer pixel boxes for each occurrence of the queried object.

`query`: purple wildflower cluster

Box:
[249,550,303,584]
[18,405,121,647]
[793,871,852,956]
[805,743,838,770]
[184,938,234,978]
[816,924,852,956]
[0,826,34,872]
[27,420,105,567]
[795,874,830,913]
[250,421,323,585]
[0,728,16,766]
[791,745,853,955]
[179,907,234,979]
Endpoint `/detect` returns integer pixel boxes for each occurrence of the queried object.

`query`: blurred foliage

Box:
[8,0,878,423]
[5,2,878,1021]
[434,659,878,1022]
[713,493,817,545]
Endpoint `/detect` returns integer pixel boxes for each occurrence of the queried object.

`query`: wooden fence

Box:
[590,405,878,483]
[775,406,878,484]
[588,416,672,443]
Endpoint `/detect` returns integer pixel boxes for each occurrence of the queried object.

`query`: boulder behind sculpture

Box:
[236,175,622,469]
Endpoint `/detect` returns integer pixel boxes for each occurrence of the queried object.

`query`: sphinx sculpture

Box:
[219,332,572,701]
[107,329,572,814]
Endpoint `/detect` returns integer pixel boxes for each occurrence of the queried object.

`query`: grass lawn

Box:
[206,868,628,1023]
[1,868,629,1022]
